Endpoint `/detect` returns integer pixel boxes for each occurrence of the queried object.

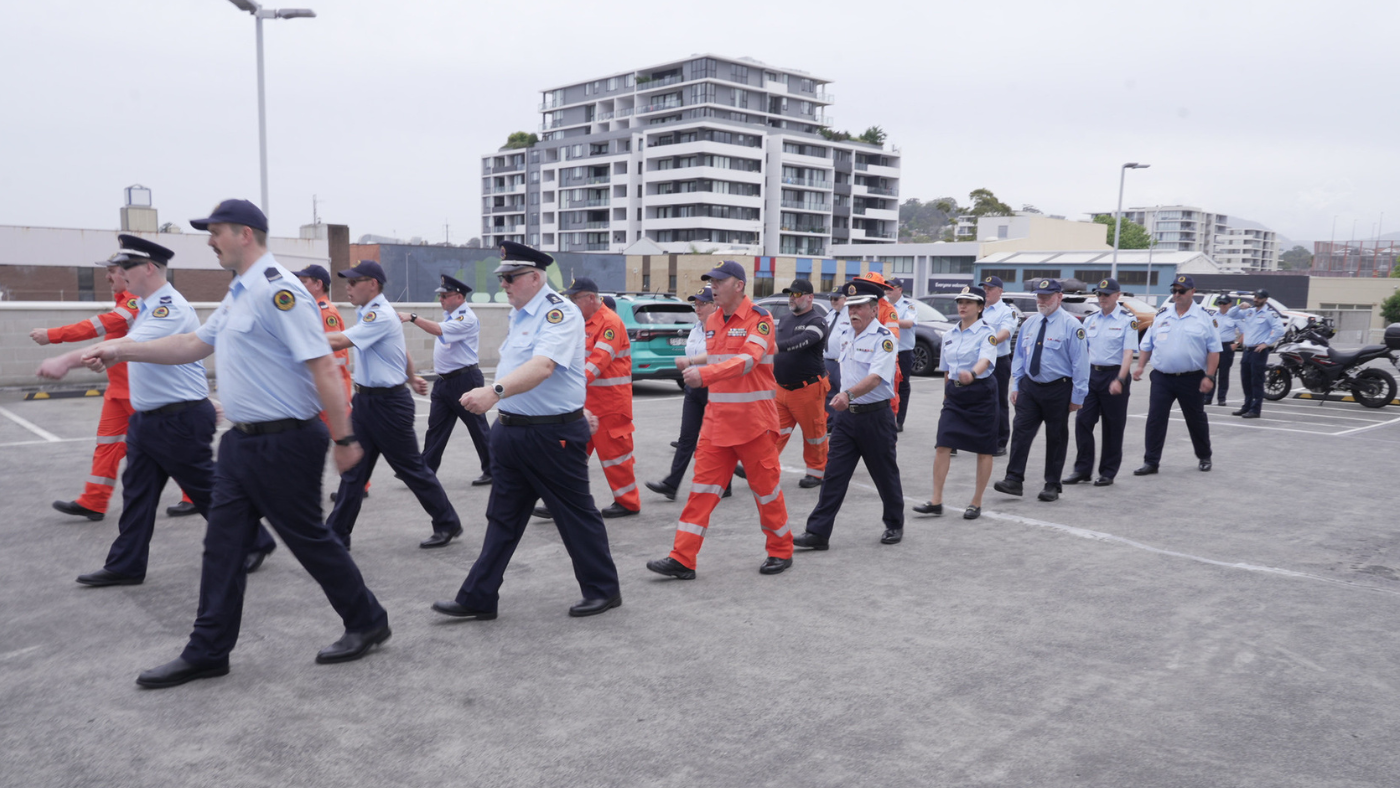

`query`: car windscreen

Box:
[913,301,946,322]
[631,304,697,325]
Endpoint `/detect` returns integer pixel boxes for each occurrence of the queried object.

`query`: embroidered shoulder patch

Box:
[881,339,894,352]
[603,328,615,340]
[273,290,296,311]
[988,335,998,345]
[454,315,465,322]
[326,314,340,328]
[151,306,170,318]
[1212,319,1218,328]
[362,310,378,322]
[757,320,771,335]
[545,308,564,324]
[1076,328,1086,340]
[125,297,138,311]
[1130,319,1139,330]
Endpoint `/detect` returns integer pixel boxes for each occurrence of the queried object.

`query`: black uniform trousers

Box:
[1239,348,1268,414]
[455,417,620,612]
[994,354,1013,448]
[896,350,914,429]
[823,359,842,422]
[1144,369,1212,466]
[327,386,460,543]
[181,420,387,668]
[662,384,708,490]
[1005,377,1073,488]
[1206,345,1235,405]
[1072,368,1131,480]
[423,365,492,477]
[804,404,904,538]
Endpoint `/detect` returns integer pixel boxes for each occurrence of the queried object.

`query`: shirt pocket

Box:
[1044,337,1063,350]
[228,311,256,333]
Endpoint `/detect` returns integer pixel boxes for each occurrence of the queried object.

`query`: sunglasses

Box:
[497,271,532,284]
[346,277,373,286]
[1170,288,1188,294]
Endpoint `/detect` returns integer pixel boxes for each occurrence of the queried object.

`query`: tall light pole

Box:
[225,0,316,225]
[1110,162,1150,279]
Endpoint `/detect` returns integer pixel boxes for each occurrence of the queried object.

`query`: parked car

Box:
[756,296,953,377]
[608,292,697,386]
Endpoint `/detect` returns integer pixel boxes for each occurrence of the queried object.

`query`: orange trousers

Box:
[775,378,829,478]
[669,431,792,569]
[587,414,639,512]
[76,397,191,513]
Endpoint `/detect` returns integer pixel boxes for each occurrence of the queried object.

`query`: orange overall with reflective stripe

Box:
[878,297,903,416]
[583,305,637,511]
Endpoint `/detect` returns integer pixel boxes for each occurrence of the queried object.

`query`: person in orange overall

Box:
[534,277,639,519]
[646,260,793,579]
[856,272,903,418]
[30,256,194,520]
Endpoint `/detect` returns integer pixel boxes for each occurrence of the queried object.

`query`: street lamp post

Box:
[225,0,316,224]
[1110,162,1150,280]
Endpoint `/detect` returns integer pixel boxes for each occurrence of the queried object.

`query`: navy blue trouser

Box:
[1143,369,1212,466]
[1206,345,1235,405]
[1073,368,1131,480]
[1005,377,1073,488]
[328,387,460,542]
[455,417,620,612]
[994,354,1012,448]
[423,367,492,477]
[823,359,841,423]
[181,421,387,667]
[662,385,708,490]
[896,350,914,429]
[1239,348,1268,414]
[804,404,903,539]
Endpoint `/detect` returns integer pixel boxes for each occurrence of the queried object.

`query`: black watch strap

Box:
[334,434,358,446]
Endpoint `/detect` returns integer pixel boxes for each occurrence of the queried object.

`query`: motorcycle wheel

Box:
[1353,368,1397,409]
[1263,365,1291,401]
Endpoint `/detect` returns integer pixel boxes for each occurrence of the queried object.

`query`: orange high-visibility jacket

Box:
[698,297,778,447]
[583,304,633,419]
[45,291,140,398]
[316,298,354,396]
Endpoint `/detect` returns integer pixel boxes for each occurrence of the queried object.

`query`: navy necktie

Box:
[1029,317,1048,378]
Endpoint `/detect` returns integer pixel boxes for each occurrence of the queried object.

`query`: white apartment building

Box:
[480,54,900,257]
[1212,226,1279,271]
[1090,206,1229,257]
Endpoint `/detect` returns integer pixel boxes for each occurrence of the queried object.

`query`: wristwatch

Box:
[409,313,418,324]
[334,434,358,446]
[492,383,506,397]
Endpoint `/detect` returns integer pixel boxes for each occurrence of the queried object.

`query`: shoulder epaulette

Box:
[875,326,891,336]
[1156,306,1168,314]
[545,292,563,304]
[752,305,771,318]
[263,267,282,282]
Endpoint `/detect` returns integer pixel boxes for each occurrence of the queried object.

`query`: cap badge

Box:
[846,284,856,295]
[1177,276,1186,283]
[1040,280,1049,288]
[960,286,970,294]
[1100,279,1109,288]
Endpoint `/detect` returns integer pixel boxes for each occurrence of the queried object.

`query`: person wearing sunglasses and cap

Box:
[1062,277,1138,488]
[1224,289,1284,419]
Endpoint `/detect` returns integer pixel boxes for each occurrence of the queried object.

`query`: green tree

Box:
[898,197,960,241]
[967,188,1014,217]
[1093,214,1152,249]
[1381,291,1400,323]
[1279,245,1314,271]
[819,128,853,142]
[504,131,538,149]
[858,125,887,146]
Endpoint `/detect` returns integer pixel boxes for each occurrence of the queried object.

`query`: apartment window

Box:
[544,212,554,224]
[997,225,1008,239]
[982,268,1018,283]
[732,89,749,109]
[543,233,554,245]
[529,212,539,226]
[730,63,749,83]
[820,274,834,292]
[1073,270,1111,283]
[529,192,539,205]
[529,170,539,182]
[529,233,540,246]
[1117,270,1160,286]
[769,96,787,114]
[766,71,787,84]
[800,101,812,116]
[800,78,815,93]
[606,76,621,91]
[590,143,609,156]
[888,257,914,275]
[624,74,634,87]
[690,58,717,79]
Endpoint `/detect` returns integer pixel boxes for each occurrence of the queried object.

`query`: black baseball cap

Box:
[339,260,386,284]
[562,277,599,296]
[294,264,331,289]
[782,278,814,295]
[190,199,268,234]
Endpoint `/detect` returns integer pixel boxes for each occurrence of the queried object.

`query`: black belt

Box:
[1091,365,1120,373]
[498,409,584,426]
[140,398,208,416]
[232,417,316,435]
[778,374,827,392]
[1158,369,1204,377]
[1026,376,1071,385]
[848,399,891,414]
[354,383,406,395]
[437,364,479,380]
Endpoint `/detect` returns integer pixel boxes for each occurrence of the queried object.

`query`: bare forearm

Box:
[415,319,444,337]
[495,355,556,397]
[1119,347,1134,378]
[308,355,353,439]
[847,372,884,399]
[326,332,353,351]
[116,333,213,365]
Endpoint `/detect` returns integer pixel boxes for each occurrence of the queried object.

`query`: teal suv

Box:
[608,292,698,387]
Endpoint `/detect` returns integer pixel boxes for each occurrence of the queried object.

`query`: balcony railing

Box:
[863,186,897,196]
[492,204,526,214]
[639,98,683,113]
[853,206,866,215]
[781,176,831,188]
[780,225,829,234]
[562,221,610,230]
[854,162,868,171]
[490,184,524,194]
[781,200,829,211]
[484,161,524,175]
[538,118,567,131]
[562,243,612,252]
[636,74,684,89]
[561,198,610,208]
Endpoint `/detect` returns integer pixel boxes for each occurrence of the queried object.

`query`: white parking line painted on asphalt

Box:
[0,405,63,442]
[1332,414,1400,436]
[0,437,88,449]
[1128,414,1339,435]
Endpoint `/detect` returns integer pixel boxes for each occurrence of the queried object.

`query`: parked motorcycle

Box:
[1264,319,1399,408]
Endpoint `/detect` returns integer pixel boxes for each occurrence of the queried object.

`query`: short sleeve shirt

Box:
[840,319,897,404]
[435,303,481,371]
[127,282,209,411]
[495,285,586,416]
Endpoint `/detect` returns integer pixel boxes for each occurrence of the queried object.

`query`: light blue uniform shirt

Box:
[894,297,918,351]
[840,317,897,404]
[434,302,481,372]
[1214,310,1242,344]
[127,282,209,412]
[496,284,586,416]
[1227,304,1285,347]
[343,293,408,387]
[1083,305,1140,368]
[824,307,853,361]
[1141,301,1223,373]
[195,252,331,424]
[1010,307,1090,405]
[938,318,997,380]
[982,299,1018,358]
[684,321,707,358]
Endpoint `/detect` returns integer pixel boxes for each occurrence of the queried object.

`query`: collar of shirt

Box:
[720,296,758,324]
[231,251,279,297]
[512,283,557,322]
[950,317,989,335]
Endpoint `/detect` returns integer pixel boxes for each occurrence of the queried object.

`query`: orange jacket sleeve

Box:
[46,294,138,344]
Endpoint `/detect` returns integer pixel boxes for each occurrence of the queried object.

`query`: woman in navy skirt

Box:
[915,286,999,520]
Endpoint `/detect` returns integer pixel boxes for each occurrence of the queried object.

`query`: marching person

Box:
[993,278,1089,503]
[432,241,621,620]
[646,286,731,501]
[772,278,829,489]
[646,260,794,580]
[324,261,463,549]
[914,286,997,520]
[791,278,903,549]
[980,275,1017,456]
[400,274,493,486]
[888,279,918,432]
[1132,274,1221,475]
[1206,295,1242,407]
[1063,277,1138,488]
[84,199,391,688]
[822,290,851,422]
[857,272,903,418]
[1226,289,1284,419]
[295,264,370,503]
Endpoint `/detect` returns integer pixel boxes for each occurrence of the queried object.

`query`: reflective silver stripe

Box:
[760,355,774,364]
[600,452,633,468]
[741,356,754,374]
[805,467,825,478]
[95,435,126,444]
[710,390,775,403]
[753,488,782,505]
[589,376,633,387]
[89,317,107,336]
[677,521,707,536]
[746,334,768,348]
[595,341,615,358]
[778,427,795,436]
[616,347,632,357]
[611,482,637,496]
[586,362,602,376]
[335,357,348,366]
[805,435,829,445]
[762,523,792,538]
[87,475,117,486]
[691,484,725,496]
[121,311,136,326]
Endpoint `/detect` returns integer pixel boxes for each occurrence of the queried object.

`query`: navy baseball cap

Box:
[562,277,599,296]
[954,285,987,303]
[1254,289,1270,300]
[1094,277,1122,294]
[436,274,472,295]
[982,275,1005,289]
[339,260,386,284]
[1031,278,1063,294]
[294,264,331,289]
[1172,274,1196,290]
[701,260,747,283]
[496,241,553,273]
[190,199,268,234]
[104,234,175,268]
[841,278,886,305]
[782,278,814,295]
[687,285,715,303]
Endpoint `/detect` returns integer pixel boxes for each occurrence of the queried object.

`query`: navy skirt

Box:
[937,375,999,455]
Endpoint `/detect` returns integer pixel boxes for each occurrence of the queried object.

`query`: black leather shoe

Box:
[993,479,1023,497]
[533,506,553,519]
[646,557,696,579]
[420,525,464,549]
[880,529,903,545]
[53,500,103,521]
[243,549,272,573]
[1037,485,1060,502]
[993,447,1007,457]
[315,624,392,664]
[759,556,792,575]
[722,486,732,498]
[646,480,678,501]
[912,502,943,515]
[949,449,959,457]
[76,568,142,587]
[600,503,639,518]
[1061,472,1092,485]
[1199,460,1212,472]
[431,600,497,619]
[792,532,829,550]
[568,594,621,617]
[136,657,229,689]
[732,465,746,479]
[798,475,822,488]
[1231,408,1249,416]
[470,474,492,486]
[670,440,680,449]
[963,506,981,520]
[896,424,904,433]
[1241,412,1260,419]
[1093,476,1114,487]
[329,490,369,503]
[1133,464,1159,476]
[166,500,199,517]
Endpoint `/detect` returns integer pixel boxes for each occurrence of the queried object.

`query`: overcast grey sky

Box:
[3,0,1395,247]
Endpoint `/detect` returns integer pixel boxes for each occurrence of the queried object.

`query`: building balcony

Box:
[636,73,685,90]
[781,200,829,212]
[561,198,610,209]
[638,98,684,114]
[863,185,897,197]
[490,184,524,194]
[780,224,829,235]
[561,242,613,251]
[492,204,526,214]
[781,176,831,189]
[561,220,611,230]
[483,161,525,175]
